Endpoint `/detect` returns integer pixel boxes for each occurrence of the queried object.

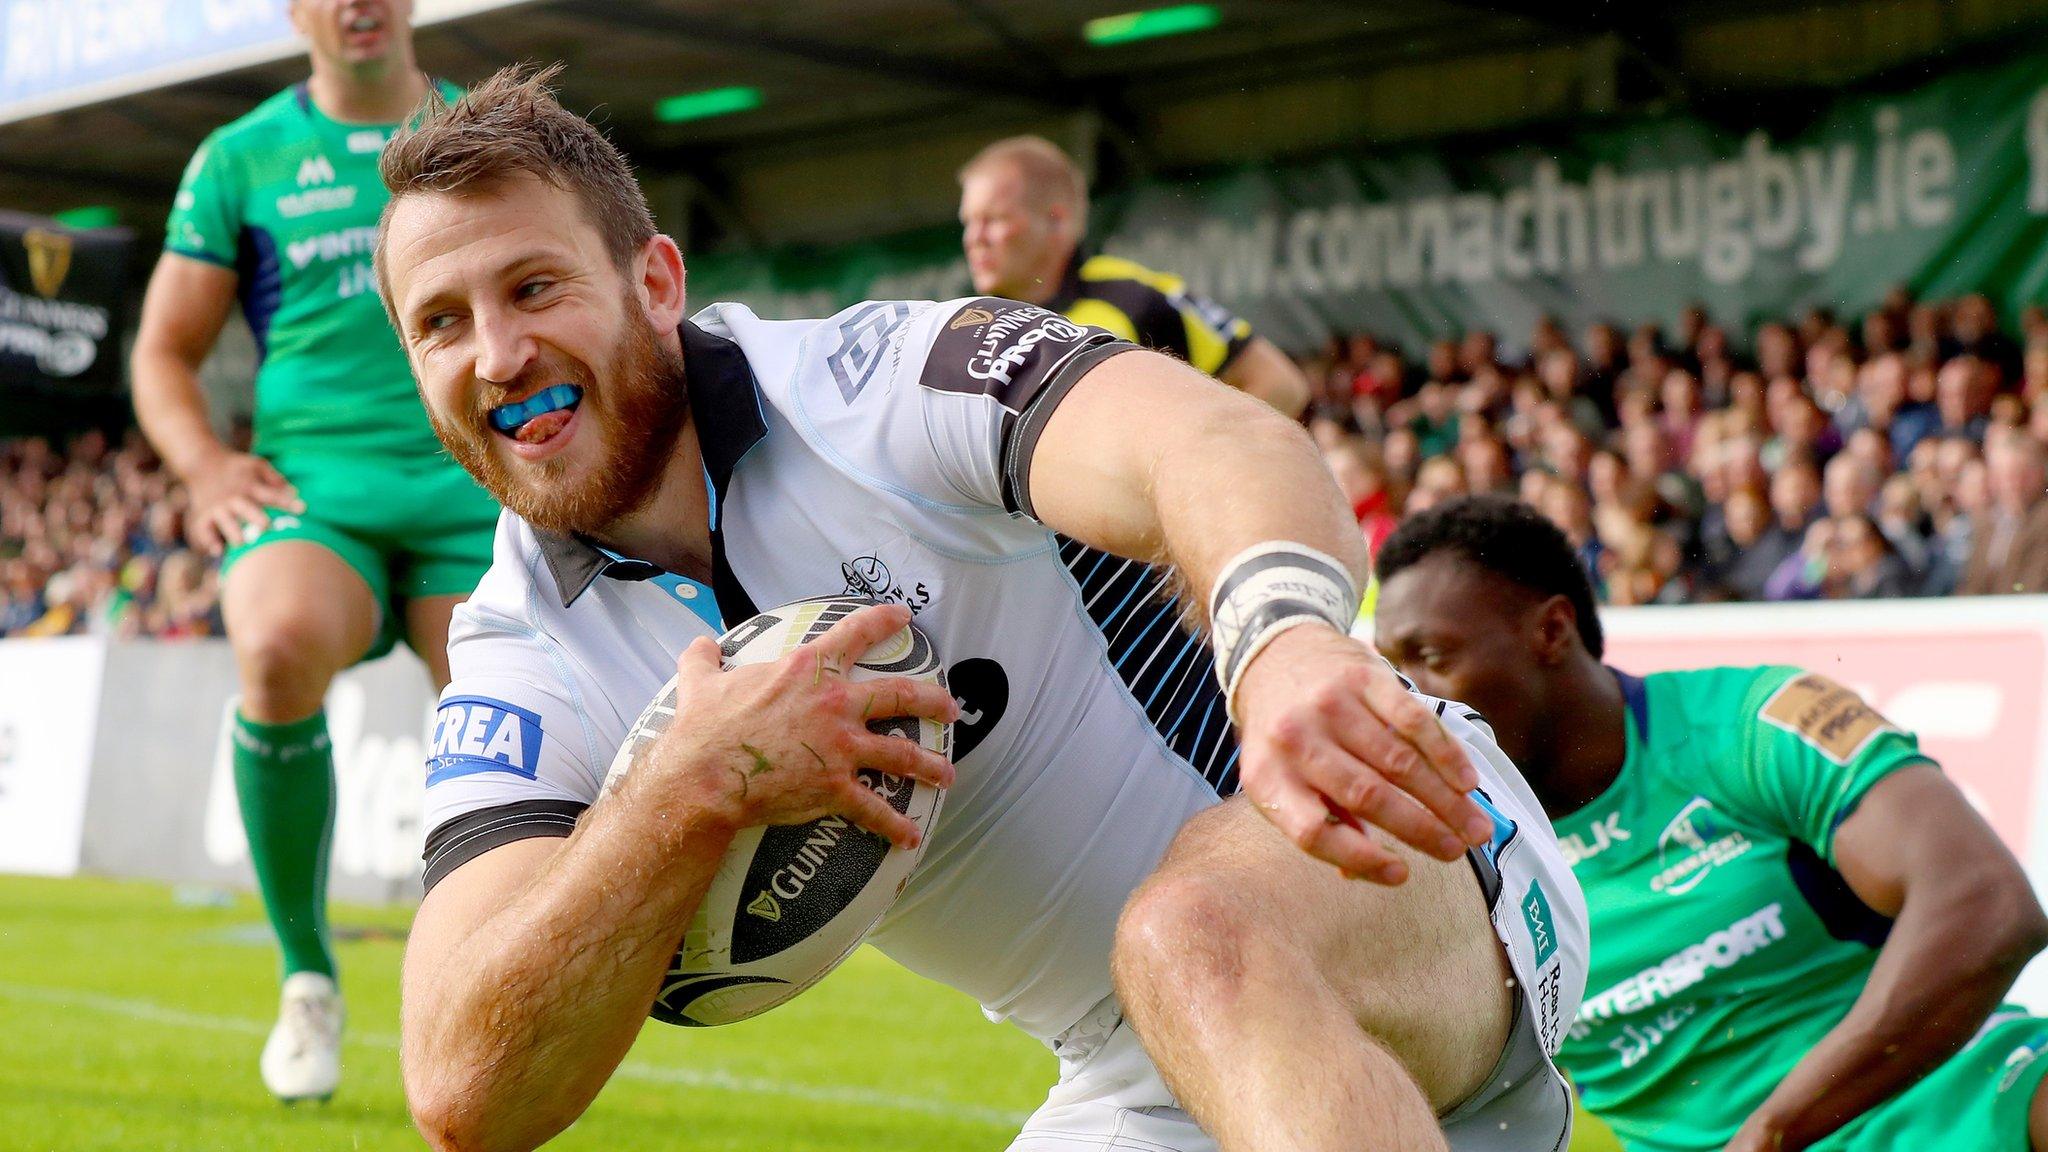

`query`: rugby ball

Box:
[601,595,951,1027]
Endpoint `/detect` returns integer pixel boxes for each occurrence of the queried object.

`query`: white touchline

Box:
[0,981,1030,1128]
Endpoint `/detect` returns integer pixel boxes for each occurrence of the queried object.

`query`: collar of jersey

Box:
[1609,667,1651,742]
[1044,249,1091,314]
[533,319,766,609]
[291,78,463,133]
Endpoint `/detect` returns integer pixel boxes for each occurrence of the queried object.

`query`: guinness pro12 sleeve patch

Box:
[918,298,1128,412]
[1758,673,1899,766]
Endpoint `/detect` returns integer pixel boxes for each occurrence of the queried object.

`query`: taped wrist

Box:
[1208,541,1361,721]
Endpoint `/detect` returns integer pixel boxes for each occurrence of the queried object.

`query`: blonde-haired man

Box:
[959,135,1309,417]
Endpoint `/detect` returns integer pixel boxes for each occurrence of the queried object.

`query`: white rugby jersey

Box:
[421,296,1575,1047]
[424,297,1236,1043]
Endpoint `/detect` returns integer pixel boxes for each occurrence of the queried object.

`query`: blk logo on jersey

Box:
[427,696,544,785]
[1560,811,1632,865]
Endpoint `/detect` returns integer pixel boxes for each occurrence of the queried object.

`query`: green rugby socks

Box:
[231,711,338,980]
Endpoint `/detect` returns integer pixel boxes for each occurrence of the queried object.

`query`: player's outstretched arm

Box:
[130,252,302,554]
[402,606,956,1152]
[1025,351,1492,882]
[1727,764,2048,1152]
[1218,335,1311,419]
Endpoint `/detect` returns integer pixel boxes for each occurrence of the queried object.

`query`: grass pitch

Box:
[0,874,1050,1150]
[0,874,1622,1150]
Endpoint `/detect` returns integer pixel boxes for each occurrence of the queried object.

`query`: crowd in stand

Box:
[1305,289,2048,604]
[5,287,2048,640]
[0,429,223,639]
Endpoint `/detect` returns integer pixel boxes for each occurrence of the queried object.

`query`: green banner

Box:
[690,46,2048,353]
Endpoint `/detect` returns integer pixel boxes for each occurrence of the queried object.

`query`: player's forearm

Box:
[1746,876,2046,1150]
[129,346,227,478]
[1149,397,1366,614]
[1034,357,1364,605]
[405,792,739,1152]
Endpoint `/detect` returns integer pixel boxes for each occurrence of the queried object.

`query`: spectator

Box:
[1925,456,1989,596]
[1456,434,1515,497]
[1292,291,2033,605]
[1827,514,1915,599]
[1952,293,2021,382]
[1959,434,2048,595]
[1404,455,1469,516]
[1875,473,1932,586]
[0,558,44,633]
[2022,339,2048,412]
[1935,355,1996,444]
[1404,381,1459,459]
[1324,437,1400,555]
[1700,487,1776,599]
[0,431,223,639]
[1823,453,1881,519]
[1659,369,1705,462]
[1764,518,1833,601]
[1539,479,1604,589]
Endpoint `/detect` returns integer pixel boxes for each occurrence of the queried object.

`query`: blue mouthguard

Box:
[489,384,583,434]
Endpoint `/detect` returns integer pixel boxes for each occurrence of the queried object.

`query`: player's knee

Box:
[232,616,347,715]
[1114,870,1299,1013]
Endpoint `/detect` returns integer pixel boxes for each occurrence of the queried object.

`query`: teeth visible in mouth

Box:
[350,15,380,31]
[490,384,584,438]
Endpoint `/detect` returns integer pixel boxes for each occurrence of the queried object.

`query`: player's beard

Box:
[433,299,690,538]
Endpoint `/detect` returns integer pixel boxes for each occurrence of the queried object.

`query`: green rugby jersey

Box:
[1556,666,1965,1152]
[165,81,459,459]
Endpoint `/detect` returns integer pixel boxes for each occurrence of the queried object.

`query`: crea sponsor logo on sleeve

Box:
[426,696,544,785]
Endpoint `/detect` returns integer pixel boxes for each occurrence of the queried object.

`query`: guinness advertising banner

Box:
[0,211,131,430]
[691,42,2048,353]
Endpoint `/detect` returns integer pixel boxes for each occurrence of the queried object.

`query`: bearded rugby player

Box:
[376,68,1586,1152]
[130,0,495,1103]
[1375,496,2048,1152]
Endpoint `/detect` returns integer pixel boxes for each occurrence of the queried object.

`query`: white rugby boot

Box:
[260,971,343,1103]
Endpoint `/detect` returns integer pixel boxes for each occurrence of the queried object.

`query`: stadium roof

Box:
[2,0,2043,246]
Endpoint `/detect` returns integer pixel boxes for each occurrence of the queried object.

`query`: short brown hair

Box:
[958,134,1088,233]
[376,63,658,311]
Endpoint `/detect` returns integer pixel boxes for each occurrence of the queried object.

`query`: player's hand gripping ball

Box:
[601,596,952,1026]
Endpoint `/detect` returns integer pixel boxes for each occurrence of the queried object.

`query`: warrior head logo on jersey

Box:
[842,556,892,599]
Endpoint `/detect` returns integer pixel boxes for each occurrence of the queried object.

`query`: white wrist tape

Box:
[1209,541,1360,721]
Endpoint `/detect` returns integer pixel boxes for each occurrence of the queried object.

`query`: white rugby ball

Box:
[601,595,951,1027]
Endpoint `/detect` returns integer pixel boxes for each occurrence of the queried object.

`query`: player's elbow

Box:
[1928,858,2048,981]
[408,1085,543,1152]
[404,1050,552,1152]
[1988,875,2048,971]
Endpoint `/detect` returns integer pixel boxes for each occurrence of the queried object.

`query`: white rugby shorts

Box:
[1007,706,1589,1152]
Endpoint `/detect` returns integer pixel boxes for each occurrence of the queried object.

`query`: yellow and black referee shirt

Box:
[1045,253,1255,376]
